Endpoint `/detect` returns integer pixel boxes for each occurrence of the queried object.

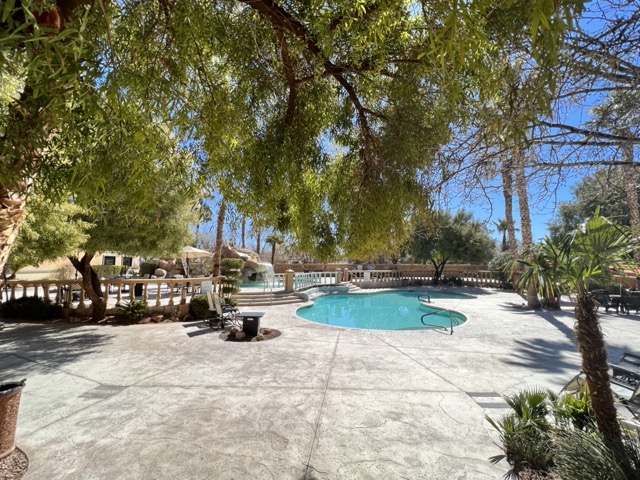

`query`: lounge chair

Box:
[623,292,640,314]
[591,289,619,313]
[206,291,239,329]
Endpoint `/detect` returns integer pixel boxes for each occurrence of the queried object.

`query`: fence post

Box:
[284,270,295,292]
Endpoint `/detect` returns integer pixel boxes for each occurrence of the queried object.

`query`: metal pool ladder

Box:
[420,309,458,335]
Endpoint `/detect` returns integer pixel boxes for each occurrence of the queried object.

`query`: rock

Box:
[230,327,239,334]
[154,268,167,278]
[256,334,265,341]
[227,330,236,338]
[151,314,164,323]
[262,328,272,335]
[161,319,172,323]
[221,244,261,263]
[139,317,151,324]
[183,314,194,322]
[235,331,246,340]
[68,316,82,323]
[158,260,175,271]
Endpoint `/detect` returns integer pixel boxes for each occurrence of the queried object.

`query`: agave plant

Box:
[117,300,147,321]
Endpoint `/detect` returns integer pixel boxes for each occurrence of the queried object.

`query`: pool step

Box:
[234,291,305,307]
[341,282,361,292]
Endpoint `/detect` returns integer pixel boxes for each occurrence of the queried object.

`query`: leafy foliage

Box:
[220,258,244,299]
[1,296,62,321]
[117,300,147,321]
[189,295,210,320]
[411,210,495,283]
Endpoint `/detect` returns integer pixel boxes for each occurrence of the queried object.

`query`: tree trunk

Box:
[241,218,246,249]
[574,293,628,460]
[256,229,262,255]
[431,259,446,285]
[213,200,227,276]
[621,139,640,261]
[0,184,28,275]
[271,243,276,265]
[513,147,540,309]
[69,253,107,321]
[501,160,518,259]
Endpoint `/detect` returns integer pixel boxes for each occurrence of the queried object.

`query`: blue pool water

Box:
[296,291,469,331]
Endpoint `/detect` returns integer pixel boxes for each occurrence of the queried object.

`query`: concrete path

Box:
[2,288,640,479]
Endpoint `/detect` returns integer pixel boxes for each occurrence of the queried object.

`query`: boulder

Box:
[235,331,246,341]
[221,244,261,263]
[139,317,151,324]
[154,268,167,278]
[255,335,265,341]
[151,314,164,323]
[158,260,175,271]
[182,314,194,322]
[262,328,272,335]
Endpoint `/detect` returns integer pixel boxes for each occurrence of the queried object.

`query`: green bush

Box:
[220,258,244,298]
[117,300,147,321]
[139,261,158,277]
[189,295,210,319]
[441,276,463,287]
[92,265,128,278]
[488,251,514,288]
[1,297,62,321]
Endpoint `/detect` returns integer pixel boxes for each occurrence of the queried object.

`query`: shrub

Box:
[139,261,158,277]
[440,276,463,287]
[189,295,210,320]
[220,258,244,299]
[117,300,147,321]
[92,265,128,278]
[1,297,62,321]
[488,251,515,288]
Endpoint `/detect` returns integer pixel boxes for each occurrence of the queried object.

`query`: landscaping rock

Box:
[230,327,239,334]
[227,330,236,338]
[154,268,167,278]
[182,314,194,322]
[158,260,175,271]
[235,331,246,340]
[262,328,272,335]
[139,317,151,324]
[151,314,164,323]
[256,335,265,341]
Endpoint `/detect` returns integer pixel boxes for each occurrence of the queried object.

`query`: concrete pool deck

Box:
[2,287,640,479]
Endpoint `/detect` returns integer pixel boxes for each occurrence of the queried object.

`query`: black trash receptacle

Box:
[134,283,143,297]
[243,317,260,336]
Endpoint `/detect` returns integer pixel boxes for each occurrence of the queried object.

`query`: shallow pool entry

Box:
[296,291,468,331]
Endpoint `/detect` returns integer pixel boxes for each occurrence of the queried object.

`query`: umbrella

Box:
[182,247,212,277]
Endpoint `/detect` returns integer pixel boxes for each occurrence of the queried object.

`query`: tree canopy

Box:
[0,0,585,268]
[411,210,495,283]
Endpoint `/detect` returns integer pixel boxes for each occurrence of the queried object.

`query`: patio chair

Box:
[591,289,619,313]
[623,292,640,314]
[206,291,239,329]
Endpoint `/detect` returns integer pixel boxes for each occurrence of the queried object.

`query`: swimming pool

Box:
[296,291,469,331]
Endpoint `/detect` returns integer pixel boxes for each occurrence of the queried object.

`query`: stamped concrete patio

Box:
[2,288,640,479]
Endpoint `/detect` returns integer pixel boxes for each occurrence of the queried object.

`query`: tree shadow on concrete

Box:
[0,322,114,378]
[501,338,580,375]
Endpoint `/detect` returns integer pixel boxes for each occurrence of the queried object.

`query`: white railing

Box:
[1,277,223,309]
[293,272,338,290]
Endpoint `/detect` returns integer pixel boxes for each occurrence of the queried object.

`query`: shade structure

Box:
[182,247,212,277]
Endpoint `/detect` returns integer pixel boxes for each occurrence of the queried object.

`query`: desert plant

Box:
[0,297,62,321]
[552,385,596,431]
[486,388,557,475]
[553,429,640,480]
[92,265,128,278]
[117,300,147,321]
[488,251,514,288]
[189,295,210,320]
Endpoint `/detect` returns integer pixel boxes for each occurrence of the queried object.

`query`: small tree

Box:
[411,211,495,285]
[220,258,244,303]
[265,233,284,265]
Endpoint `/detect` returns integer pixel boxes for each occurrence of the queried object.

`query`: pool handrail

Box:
[418,294,431,304]
[420,308,459,335]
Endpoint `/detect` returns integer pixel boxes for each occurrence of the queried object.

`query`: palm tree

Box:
[265,233,284,265]
[494,219,510,252]
[213,199,227,276]
[516,212,637,467]
[561,212,636,462]
[516,238,568,310]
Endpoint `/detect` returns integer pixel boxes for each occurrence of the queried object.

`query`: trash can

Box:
[134,283,143,297]
[242,317,261,336]
[0,379,26,459]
